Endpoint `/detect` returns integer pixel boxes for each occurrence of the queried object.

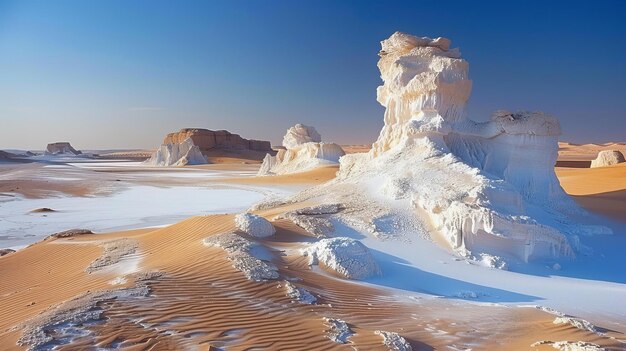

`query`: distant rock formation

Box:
[146,128,273,166]
[45,142,81,156]
[282,124,322,149]
[148,138,207,166]
[0,248,15,256]
[258,124,345,175]
[0,150,17,161]
[590,150,625,168]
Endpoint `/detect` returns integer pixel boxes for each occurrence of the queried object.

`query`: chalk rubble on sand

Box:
[323,317,354,344]
[375,330,413,351]
[258,124,345,175]
[301,237,381,279]
[335,31,610,263]
[531,340,606,351]
[203,233,278,281]
[590,150,625,168]
[283,281,317,304]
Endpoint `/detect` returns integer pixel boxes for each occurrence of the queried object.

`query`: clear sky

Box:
[1,0,625,150]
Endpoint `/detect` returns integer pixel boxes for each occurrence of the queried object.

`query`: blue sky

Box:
[1,0,625,149]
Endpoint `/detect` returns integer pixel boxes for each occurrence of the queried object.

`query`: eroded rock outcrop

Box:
[45,142,81,156]
[147,137,207,166]
[335,32,609,263]
[258,124,345,175]
[146,128,272,166]
[590,150,625,168]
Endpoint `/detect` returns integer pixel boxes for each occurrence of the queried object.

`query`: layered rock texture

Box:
[336,32,608,262]
[258,124,345,175]
[45,142,81,156]
[146,128,272,166]
[590,150,625,168]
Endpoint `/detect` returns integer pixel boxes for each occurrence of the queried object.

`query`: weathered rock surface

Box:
[146,137,207,166]
[146,128,272,166]
[163,128,272,152]
[258,124,345,175]
[335,32,609,263]
[590,150,625,168]
[45,142,81,155]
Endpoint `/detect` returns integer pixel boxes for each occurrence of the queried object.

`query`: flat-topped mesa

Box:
[163,128,272,152]
[258,124,345,176]
[45,142,82,156]
[338,32,609,264]
[146,128,273,166]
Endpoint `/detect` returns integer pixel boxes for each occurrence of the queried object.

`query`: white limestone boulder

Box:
[590,150,625,168]
[301,237,381,279]
[234,213,276,238]
[258,124,345,175]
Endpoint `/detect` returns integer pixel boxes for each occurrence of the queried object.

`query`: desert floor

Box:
[0,144,625,350]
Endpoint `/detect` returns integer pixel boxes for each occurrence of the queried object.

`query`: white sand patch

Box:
[85,238,139,275]
[0,184,277,248]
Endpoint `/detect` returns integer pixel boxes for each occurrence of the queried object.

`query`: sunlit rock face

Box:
[146,128,272,166]
[282,124,322,149]
[258,124,345,175]
[45,142,81,155]
[590,150,625,168]
[339,32,608,263]
[147,137,207,166]
[162,128,272,152]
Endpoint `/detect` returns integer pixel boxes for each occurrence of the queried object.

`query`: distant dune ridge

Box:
[145,128,273,166]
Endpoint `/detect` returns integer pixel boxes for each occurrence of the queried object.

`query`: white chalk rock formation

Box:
[146,137,207,166]
[258,124,345,175]
[590,150,625,168]
[45,142,81,155]
[235,213,276,238]
[338,32,608,263]
[301,237,381,279]
[282,123,322,149]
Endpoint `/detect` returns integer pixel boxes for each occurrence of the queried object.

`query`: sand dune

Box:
[556,163,626,222]
[1,211,623,350]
